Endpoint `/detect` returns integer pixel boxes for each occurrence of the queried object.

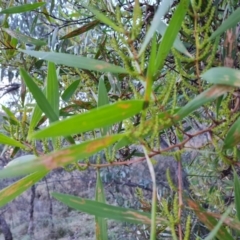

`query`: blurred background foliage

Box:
[1,0,240,239]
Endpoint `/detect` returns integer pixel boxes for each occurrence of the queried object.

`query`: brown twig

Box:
[75,125,216,169]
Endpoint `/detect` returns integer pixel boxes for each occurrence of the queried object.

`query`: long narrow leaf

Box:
[30,100,144,139]
[143,147,157,240]
[4,155,37,168]
[0,171,48,208]
[205,212,240,232]
[204,207,233,240]
[60,20,100,40]
[0,134,124,178]
[98,79,109,108]
[234,170,240,221]
[52,192,167,225]
[154,0,190,75]
[210,8,240,40]
[147,33,157,80]
[0,133,25,148]
[145,34,157,101]
[201,67,240,87]
[95,170,108,240]
[27,103,43,138]
[2,28,46,46]
[224,118,240,148]
[46,62,59,119]
[19,50,127,74]
[30,15,39,34]
[175,85,231,121]
[187,199,234,240]
[156,21,192,57]
[20,68,58,122]
[61,80,80,102]
[0,2,46,14]
[87,6,123,33]
[1,105,19,124]
[139,0,174,55]
[98,78,110,136]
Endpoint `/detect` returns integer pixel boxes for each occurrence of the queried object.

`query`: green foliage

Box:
[61,80,80,102]
[2,28,46,46]
[0,2,46,14]
[0,134,124,178]
[0,133,25,148]
[0,171,47,208]
[1,0,240,239]
[234,170,240,221]
[20,50,127,73]
[95,170,108,239]
[52,192,163,225]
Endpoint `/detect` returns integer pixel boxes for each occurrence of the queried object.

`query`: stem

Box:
[177,159,183,240]
[193,7,202,92]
